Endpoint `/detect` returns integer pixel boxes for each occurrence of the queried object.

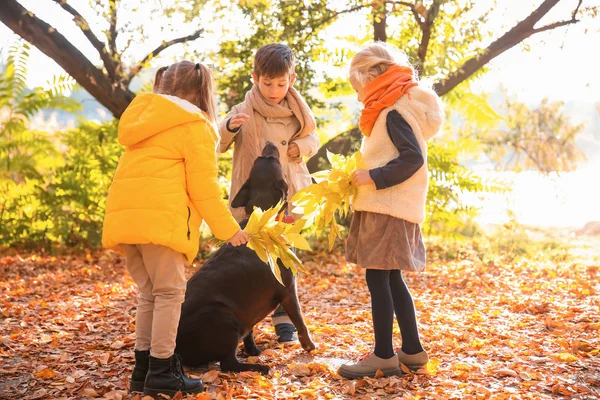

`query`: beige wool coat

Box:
[219,101,320,221]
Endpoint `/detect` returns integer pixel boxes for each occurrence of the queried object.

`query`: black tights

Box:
[365,269,424,359]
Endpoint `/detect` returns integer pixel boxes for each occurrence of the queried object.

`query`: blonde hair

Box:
[349,42,415,87]
[153,61,217,123]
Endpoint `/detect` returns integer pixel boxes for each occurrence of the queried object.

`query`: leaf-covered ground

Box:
[1,234,599,399]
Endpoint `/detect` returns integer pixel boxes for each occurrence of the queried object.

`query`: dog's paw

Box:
[300,337,316,353]
[254,364,270,375]
[244,345,263,357]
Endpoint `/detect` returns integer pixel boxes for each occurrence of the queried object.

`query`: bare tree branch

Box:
[0,0,134,117]
[388,0,423,27]
[108,0,118,57]
[433,0,581,96]
[50,0,118,81]
[415,0,442,75]
[532,17,579,34]
[387,1,414,7]
[572,0,583,19]
[310,3,373,32]
[124,29,205,84]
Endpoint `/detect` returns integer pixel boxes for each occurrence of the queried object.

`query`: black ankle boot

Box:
[143,354,204,397]
[275,323,298,343]
[130,350,150,392]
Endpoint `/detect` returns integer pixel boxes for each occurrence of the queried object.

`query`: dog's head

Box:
[231,141,289,217]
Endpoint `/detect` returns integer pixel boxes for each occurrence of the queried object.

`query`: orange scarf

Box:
[359,64,418,137]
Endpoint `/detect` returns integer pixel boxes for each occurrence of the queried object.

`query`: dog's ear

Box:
[231,179,251,208]
[274,179,289,201]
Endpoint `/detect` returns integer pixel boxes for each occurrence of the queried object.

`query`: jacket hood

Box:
[118,92,211,146]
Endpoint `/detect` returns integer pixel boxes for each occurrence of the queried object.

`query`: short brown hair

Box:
[153,61,217,123]
[253,44,295,79]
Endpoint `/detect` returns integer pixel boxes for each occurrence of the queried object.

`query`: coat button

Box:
[281,140,287,146]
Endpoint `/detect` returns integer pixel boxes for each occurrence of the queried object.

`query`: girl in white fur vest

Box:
[338,43,444,379]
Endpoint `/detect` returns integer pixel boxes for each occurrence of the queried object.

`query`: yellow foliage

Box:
[244,150,362,282]
[292,151,363,250]
[243,201,310,285]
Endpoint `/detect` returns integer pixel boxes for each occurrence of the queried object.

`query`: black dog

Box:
[175,142,315,374]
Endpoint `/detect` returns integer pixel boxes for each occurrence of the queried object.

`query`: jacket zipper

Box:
[186,207,191,240]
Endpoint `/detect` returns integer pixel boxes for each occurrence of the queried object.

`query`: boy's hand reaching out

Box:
[352,169,375,186]
[228,113,250,131]
[287,142,300,160]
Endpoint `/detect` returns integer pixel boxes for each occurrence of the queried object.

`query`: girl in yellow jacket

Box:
[102,61,248,397]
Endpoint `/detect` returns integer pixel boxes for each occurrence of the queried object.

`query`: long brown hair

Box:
[153,61,217,123]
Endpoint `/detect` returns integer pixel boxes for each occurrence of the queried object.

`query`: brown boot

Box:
[397,349,429,370]
[338,353,400,379]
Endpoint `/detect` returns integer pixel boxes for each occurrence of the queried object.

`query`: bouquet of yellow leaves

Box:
[291,151,363,250]
[243,201,312,285]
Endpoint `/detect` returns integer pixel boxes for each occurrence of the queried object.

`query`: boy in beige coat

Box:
[219,43,320,343]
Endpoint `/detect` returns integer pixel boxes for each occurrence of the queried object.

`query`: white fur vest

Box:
[353,86,444,224]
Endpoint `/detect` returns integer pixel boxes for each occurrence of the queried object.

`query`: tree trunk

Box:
[0,0,135,118]
[373,1,387,42]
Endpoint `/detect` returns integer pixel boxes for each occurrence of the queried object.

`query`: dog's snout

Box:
[262,141,280,159]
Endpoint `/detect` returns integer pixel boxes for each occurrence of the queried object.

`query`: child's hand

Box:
[228,113,250,131]
[287,142,300,160]
[352,169,375,186]
[228,229,249,246]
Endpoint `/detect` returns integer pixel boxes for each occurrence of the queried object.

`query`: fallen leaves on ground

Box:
[0,235,599,399]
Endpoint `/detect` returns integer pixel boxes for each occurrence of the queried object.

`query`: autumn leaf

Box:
[555,353,579,363]
[293,388,317,397]
[400,363,412,374]
[285,232,312,251]
[289,363,311,377]
[243,201,308,284]
[109,340,125,350]
[201,369,219,383]
[171,392,183,400]
[496,368,518,378]
[519,371,532,380]
[81,388,99,398]
[425,358,441,375]
[35,367,58,379]
[103,390,127,400]
[346,381,356,395]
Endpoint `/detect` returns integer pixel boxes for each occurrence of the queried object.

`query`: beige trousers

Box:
[122,244,187,359]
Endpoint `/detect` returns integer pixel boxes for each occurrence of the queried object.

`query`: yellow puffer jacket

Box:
[102,92,240,262]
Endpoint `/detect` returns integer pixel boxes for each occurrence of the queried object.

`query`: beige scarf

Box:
[229,85,316,211]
